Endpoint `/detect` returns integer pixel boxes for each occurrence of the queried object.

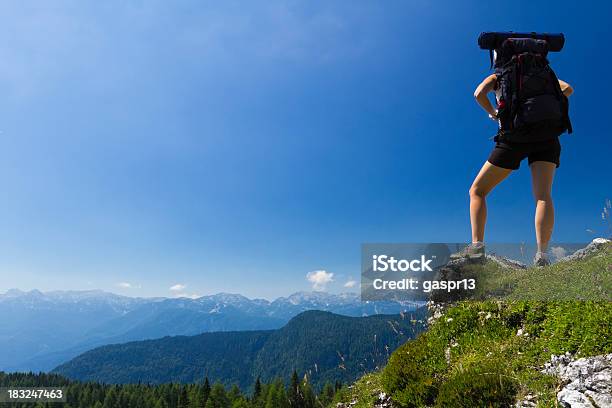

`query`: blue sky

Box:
[0,1,610,299]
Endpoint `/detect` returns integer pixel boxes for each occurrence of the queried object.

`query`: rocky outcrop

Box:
[485,254,528,269]
[541,352,612,408]
[430,253,526,303]
[372,392,394,408]
[335,390,394,408]
[560,238,611,262]
[514,393,538,407]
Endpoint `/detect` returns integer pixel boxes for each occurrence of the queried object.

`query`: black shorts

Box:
[487,137,561,170]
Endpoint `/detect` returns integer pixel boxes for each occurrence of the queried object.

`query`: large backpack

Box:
[494,38,572,142]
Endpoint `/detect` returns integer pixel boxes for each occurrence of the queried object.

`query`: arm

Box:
[474,74,498,119]
[558,79,573,97]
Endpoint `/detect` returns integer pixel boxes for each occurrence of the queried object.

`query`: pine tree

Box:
[102,386,119,408]
[154,398,169,408]
[231,397,249,408]
[263,378,289,408]
[178,385,189,408]
[319,382,335,407]
[205,383,230,408]
[117,388,130,408]
[228,384,241,402]
[301,381,316,408]
[191,379,211,408]
[202,377,211,406]
[288,371,304,408]
[264,382,277,408]
[253,376,262,401]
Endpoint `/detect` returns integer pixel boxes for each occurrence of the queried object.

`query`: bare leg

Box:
[530,161,556,253]
[469,161,512,243]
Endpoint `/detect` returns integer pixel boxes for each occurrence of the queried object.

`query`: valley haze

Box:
[0,288,419,373]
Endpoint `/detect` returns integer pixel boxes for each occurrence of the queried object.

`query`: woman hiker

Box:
[453,48,573,267]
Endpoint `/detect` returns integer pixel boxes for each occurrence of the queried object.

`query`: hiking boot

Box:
[533,251,550,267]
[450,242,486,262]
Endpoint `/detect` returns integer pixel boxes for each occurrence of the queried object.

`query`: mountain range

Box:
[0,289,419,372]
[53,309,428,390]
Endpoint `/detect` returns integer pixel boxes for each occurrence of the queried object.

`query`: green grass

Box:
[334,243,612,407]
[330,372,384,408]
[383,300,611,407]
[469,245,611,301]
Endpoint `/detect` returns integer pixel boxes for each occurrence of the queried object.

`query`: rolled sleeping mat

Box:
[478,32,565,51]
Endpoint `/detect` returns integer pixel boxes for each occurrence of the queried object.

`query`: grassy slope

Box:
[331,372,381,407]
[333,243,612,407]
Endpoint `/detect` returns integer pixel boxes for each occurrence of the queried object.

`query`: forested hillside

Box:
[53,309,427,390]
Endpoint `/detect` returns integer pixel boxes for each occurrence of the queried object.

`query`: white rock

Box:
[542,353,612,408]
[559,238,610,262]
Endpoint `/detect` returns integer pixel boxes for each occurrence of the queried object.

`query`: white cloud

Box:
[174,293,201,299]
[306,270,334,290]
[344,279,357,288]
[169,283,186,291]
[169,284,199,298]
[550,246,567,259]
[117,282,135,289]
